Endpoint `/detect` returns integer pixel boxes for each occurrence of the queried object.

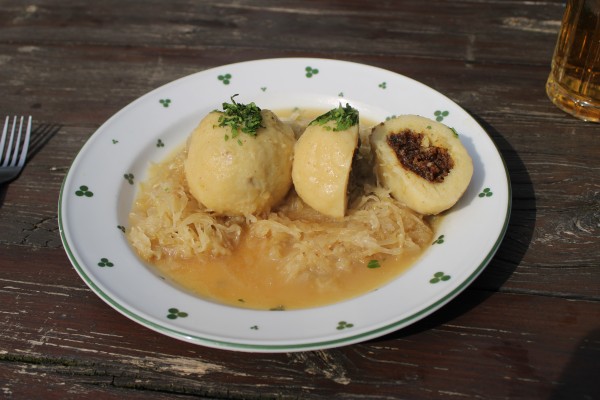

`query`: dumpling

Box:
[184,99,295,216]
[292,104,359,218]
[370,115,473,215]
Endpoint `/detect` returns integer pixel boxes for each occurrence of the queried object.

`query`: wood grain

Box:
[1,0,598,399]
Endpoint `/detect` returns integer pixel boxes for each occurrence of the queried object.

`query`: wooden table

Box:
[1,1,598,398]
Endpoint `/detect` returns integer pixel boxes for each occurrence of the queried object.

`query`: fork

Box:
[0,116,32,184]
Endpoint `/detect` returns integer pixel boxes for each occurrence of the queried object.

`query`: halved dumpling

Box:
[292,105,359,218]
[370,115,473,215]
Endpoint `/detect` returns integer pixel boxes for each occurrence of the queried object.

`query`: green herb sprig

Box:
[309,103,359,132]
[218,94,263,142]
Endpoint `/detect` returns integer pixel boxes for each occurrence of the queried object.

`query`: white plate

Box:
[58,58,511,352]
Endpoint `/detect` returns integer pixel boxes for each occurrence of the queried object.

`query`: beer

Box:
[546,0,600,122]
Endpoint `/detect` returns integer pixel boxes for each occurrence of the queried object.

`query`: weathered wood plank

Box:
[0,362,197,400]
[1,0,565,65]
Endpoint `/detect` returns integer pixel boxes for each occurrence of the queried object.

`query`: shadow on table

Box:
[373,112,537,341]
[0,123,61,205]
[550,329,600,400]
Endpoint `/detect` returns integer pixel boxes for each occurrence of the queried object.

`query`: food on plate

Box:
[184,95,295,215]
[370,115,473,215]
[127,100,474,310]
[292,104,360,218]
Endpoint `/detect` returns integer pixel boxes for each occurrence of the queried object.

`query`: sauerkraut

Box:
[249,183,432,281]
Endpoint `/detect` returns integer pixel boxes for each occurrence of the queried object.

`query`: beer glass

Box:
[546,0,600,122]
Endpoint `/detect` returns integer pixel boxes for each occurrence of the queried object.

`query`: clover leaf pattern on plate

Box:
[337,321,354,330]
[430,272,451,284]
[123,173,134,185]
[75,185,93,197]
[479,187,493,198]
[305,66,319,78]
[434,110,449,121]
[167,308,188,320]
[98,258,114,268]
[218,73,232,85]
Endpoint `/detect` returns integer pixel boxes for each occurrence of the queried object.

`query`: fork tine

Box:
[2,116,17,167]
[0,117,8,162]
[17,116,32,168]
[9,116,24,167]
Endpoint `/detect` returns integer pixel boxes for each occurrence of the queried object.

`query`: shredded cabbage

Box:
[250,184,431,280]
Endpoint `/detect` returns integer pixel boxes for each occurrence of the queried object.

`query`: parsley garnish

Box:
[309,103,359,131]
[367,260,381,269]
[218,94,263,140]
